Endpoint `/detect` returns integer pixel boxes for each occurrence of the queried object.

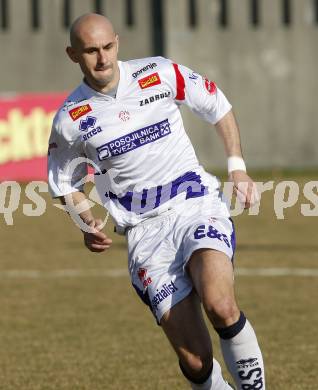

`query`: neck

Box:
[85,63,120,94]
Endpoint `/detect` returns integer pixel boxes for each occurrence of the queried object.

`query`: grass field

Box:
[0,174,317,389]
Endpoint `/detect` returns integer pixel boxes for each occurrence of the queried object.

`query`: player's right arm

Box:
[57,191,112,253]
[48,114,112,253]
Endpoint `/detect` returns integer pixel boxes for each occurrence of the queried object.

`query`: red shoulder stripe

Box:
[172,63,185,100]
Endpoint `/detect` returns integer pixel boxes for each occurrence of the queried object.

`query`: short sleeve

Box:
[169,62,232,125]
[47,119,88,198]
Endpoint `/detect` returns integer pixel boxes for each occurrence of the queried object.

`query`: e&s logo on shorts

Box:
[194,224,231,248]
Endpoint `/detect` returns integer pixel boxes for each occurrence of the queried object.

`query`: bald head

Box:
[70,13,116,48]
[66,13,120,93]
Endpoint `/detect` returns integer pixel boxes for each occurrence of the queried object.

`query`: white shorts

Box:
[126,190,236,323]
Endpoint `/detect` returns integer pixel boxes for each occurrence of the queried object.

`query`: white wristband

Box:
[227,156,246,173]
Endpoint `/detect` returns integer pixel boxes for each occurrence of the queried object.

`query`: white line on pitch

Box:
[0,268,317,279]
[235,268,318,277]
[0,269,128,278]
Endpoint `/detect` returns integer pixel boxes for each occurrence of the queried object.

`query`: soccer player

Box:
[48,13,265,389]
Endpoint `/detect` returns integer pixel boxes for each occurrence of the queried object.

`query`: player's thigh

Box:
[160,289,212,370]
[187,248,240,327]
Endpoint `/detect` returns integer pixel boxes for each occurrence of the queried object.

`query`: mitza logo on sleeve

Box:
[138,72,161,89]
[69,104,92,120]
[96,118,171,160]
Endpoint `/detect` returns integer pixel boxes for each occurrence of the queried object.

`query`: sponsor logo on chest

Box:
[132,62,157,78]
[118,110,130,122]
[96,118,171,160]
[139,91,170,106]
[79,115,103,141]
[69,104,92,121]
[138,72,161,89]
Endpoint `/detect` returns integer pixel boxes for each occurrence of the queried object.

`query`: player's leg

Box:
[127,208,234,389]
[160,289,234,390]
[188,249,265,389]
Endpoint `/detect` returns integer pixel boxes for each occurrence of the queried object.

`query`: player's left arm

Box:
[215,110,259,209]
[165,60,258,208]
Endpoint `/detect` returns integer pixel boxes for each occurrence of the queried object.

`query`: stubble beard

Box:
[94,63,118,89]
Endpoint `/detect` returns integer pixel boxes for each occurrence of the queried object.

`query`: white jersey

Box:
[48,56,232,229]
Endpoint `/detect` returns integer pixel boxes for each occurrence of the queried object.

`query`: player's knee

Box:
[187,352,211,373]
[203,296,240,327]
[179,352,213,383]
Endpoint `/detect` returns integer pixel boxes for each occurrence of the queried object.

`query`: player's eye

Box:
[85,48,97,54]
[104,43,114,50]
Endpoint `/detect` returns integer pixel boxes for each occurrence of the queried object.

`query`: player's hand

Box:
[82,219,112,252]
[229,170,260,209]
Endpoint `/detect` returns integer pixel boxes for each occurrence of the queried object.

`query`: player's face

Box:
[68,28,119,92]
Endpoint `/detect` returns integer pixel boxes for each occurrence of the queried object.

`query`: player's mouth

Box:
[95,64,113,72]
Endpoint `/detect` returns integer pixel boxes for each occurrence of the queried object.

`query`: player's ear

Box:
[66,46,79,63]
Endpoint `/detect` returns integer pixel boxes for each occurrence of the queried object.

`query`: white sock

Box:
[217,314,265,389]
[190,358,234,390]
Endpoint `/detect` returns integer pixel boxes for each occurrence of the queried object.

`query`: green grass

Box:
[0,175,317,389]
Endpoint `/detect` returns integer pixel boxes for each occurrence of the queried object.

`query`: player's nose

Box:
[97,49,108,65]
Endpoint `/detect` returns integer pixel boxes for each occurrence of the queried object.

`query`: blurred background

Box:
[1,0,317,181]
[0,2,317,389]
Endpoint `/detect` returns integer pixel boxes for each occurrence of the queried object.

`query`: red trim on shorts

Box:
[172,63,185,100]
